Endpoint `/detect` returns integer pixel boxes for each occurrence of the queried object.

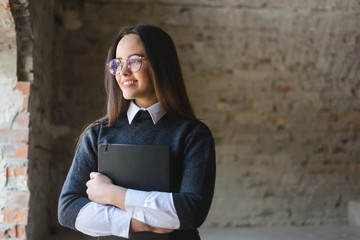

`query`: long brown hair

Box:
[76,25,196,149]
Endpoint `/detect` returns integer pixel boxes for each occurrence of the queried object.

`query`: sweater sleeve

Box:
[172,121,216,229]
[58,127,98,230]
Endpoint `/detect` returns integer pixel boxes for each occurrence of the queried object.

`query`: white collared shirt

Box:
[127,101,166,124]
[75,102,180,238]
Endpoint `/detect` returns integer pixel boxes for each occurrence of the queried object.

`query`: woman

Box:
[58,24,216,240]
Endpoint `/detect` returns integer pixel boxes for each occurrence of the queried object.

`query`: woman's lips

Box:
[121,80,137,87]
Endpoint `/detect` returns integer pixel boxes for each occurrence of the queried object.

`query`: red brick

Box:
[16,225,26,239]
[6,191,30,208]
[7,167,28,179]
[7,168,14,178]
[2,209,28,224]
[14,145,28,158]
[0,2,11,11]
[0,226,16,238]
[2,144,17,157]
[22,94,29,112]
[0,129,29,143]
[2,144,28,158]
[6,3,11,11]
[14,167,27,177]
[6,226,16,238]
[277,85,295,93]
[0,225,25,239]
[14,82,30,112]
[14,82,30,95]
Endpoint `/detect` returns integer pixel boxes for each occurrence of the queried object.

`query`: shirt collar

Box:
[127,101,166,124]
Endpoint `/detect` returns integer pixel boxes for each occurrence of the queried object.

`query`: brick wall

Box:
[0,82,30,239]
[0,0,30,239]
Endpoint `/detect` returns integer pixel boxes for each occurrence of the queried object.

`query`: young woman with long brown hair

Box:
[58,24,215,240]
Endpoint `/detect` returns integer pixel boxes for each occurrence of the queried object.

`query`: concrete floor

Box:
[199,226,360,240]
[48,225,360,240]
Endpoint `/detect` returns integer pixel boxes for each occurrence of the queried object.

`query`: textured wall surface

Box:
[178,1,360,227]
[27,1,62,239]
[0,1,30,239]
[5,0,360,239]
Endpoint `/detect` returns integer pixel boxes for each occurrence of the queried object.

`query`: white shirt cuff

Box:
[125,189,180,229]
[75,201,131,238]
[111,206,131,238]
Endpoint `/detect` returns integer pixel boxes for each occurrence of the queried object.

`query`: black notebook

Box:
[98,144,172,240]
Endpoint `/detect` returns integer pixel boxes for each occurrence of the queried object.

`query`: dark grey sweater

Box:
[58,111,216,239]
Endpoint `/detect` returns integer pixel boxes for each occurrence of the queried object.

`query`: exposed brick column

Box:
[0,82,30,239]
[0,0,30,239]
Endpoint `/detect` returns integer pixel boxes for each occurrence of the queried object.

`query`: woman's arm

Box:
[75,201,172,237]
[86,172,179,230]
[75,202,131,237]
[171,123,216,229]
[86,121,216,230]
[59,127,169,236]
[58,128,99,230]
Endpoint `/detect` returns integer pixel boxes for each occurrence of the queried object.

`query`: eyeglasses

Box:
[107,54,148,76]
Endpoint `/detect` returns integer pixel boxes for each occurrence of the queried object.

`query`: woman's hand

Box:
[86,172,127,208]
[150,226,174,234]
[86,173,174,234]
[86,172,113,205]
[130,218,174,234]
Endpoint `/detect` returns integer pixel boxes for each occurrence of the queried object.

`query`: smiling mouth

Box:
[123,80,135,86]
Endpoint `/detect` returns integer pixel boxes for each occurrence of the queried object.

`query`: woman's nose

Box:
[120,62,131,76]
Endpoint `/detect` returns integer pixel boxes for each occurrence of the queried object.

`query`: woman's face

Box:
[115,34,157,108]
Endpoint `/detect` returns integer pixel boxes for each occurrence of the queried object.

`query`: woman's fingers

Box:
[130,218,174,234]
[89,172,100,179]
[151,227,174,234]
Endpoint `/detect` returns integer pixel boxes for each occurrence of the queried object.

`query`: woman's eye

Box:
[131,59,141,64]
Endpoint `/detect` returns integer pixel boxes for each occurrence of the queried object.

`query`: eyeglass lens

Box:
[108,55,143,75]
